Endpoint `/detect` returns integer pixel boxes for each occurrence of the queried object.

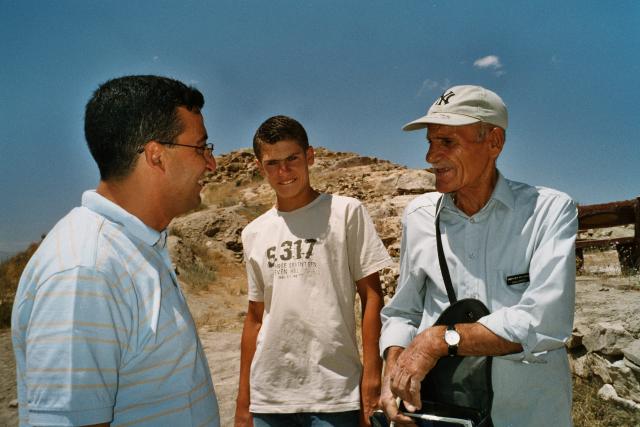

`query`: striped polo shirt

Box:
[12,190,220,427]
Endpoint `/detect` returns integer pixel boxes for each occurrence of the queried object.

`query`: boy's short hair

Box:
[252,115,309,160]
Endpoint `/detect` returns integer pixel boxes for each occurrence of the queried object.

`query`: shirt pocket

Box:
[495,269,530,307]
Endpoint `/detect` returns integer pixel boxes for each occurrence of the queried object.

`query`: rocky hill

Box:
[168,147,437,297]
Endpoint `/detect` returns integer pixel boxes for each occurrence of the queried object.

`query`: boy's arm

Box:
[234,300,264,427]
[356,272,385,427]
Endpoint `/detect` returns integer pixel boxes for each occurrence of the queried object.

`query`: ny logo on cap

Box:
[435,91,455,106]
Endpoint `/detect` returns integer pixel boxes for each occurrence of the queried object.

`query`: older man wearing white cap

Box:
[379,85,577,426]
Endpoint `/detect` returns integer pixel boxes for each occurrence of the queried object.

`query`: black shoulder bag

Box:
[413,196,494,426]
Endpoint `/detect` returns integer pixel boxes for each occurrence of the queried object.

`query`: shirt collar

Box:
[441,170,515,216]
[490,171,515,210]
[81,190,167,248]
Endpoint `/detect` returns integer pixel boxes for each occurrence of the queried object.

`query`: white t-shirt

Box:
[242,193,392,413]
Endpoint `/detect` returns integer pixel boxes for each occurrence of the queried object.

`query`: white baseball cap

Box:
[402,85,508,131]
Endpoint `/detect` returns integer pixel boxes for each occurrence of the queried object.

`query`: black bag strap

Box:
[435,196,457,304]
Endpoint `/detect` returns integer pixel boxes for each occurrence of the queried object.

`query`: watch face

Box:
[445,329,460,346]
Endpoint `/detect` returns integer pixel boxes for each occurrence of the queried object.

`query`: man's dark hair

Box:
[252,115,309,160]
[84,75,204,180]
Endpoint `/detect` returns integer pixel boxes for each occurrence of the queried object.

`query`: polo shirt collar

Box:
[81,190,167,248]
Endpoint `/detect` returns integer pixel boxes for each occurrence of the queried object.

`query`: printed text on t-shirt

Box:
[266,239,317,267]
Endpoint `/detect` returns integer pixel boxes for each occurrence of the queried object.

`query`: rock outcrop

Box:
[169,147,640,409]
[172,147,435,296]
[568,276,640,408]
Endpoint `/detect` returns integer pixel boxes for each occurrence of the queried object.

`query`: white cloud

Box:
[473,55,502,70]
[473,55,505,77]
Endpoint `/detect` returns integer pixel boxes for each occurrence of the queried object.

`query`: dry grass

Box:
[179,262,217,291]
[201,177,273,225]
[573,376,640,426]
[0,243,38,328]
[201,180,244,207]
[178,242,218,291]
[201,173,266,206]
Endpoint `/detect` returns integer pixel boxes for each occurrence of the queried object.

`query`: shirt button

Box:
[470,218,475,223]
[469,252,476,259]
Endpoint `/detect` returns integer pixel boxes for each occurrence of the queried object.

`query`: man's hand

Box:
[389,327,445,412]
[233,405,253,427]
[379,347,420,425]
[359,372,381,427]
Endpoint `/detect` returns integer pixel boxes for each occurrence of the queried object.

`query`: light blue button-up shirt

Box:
[12,191,220,427]
[381,173,577,427]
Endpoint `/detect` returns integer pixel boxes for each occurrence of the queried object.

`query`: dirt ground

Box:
[1,329,18,427]
[1,251,638,427]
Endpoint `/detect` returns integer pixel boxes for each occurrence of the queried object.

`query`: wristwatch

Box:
[444,324,460,356]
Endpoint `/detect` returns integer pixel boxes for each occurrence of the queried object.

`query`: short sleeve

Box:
[346,201,392,282]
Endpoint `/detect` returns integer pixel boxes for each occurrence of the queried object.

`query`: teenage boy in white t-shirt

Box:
[234,115,392,427]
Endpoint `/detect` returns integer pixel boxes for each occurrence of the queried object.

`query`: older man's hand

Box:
[389,327,444,412]
[380,347,420,426]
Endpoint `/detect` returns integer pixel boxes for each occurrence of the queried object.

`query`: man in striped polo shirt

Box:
[12,75,220,426]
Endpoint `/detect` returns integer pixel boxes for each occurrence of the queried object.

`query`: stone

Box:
[587,352,613,384]
[610,360,640,403]
[395,170,436,195]
[332,156,377,169]
[9,399,18,408]
[598,383,618,401]
[598,383,640,410]
[624,311,640,335]
[582,321,635,356]
[568,353,589,378]
[226,162,241,172]
[625,358,640,375]
[374,173,402,196]
[622,339,640,366]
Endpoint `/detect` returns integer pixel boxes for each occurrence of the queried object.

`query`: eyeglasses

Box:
[137,141,215,158]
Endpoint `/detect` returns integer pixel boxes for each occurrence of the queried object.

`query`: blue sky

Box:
[1,1,639,254]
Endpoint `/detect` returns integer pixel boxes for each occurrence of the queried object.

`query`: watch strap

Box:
[446,324,459,357]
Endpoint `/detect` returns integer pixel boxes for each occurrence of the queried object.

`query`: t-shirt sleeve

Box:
[346,201,392,282]
[22,266,129,425]
[242,228,265,302]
